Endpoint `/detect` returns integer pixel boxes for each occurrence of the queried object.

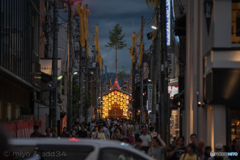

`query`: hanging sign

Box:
[204,0,213,35]
[166,0,171,46]
[148,84,153,110]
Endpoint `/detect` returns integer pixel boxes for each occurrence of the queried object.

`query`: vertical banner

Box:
[167,53,174,79]
[166,0,171,46]
[170,110,178,134]
[148,84,153,111]
[204,1,213,35]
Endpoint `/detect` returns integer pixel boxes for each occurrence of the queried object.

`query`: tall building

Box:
[0,0,40,121]
[178,0,240,148]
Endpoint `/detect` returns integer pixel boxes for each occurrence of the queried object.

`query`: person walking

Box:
[70,125,77,138]
[135,138,146,153]
[204,146,212,160]
[134,122,141,140]
[44,127,52,137]
[76,125,88,138]
[148,134,167,160]
[103,124,110,140]
[126,130,135,145]
[229,138,240,160]
[91,126,99,139]
[184,134,204,159]
[30,125,42,137]
[112,128,123,141]
[209,143,230,160]
[180,143,201,160]
[169,136,186,160]
[139,127,152,153]
[97,127,106,140]
[60,127,70,137]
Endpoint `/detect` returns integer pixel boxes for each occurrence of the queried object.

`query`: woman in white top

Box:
[91,126,99,139]
[44,127,52,137]
[97,127,106,140]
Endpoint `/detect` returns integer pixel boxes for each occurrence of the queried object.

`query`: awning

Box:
[171,90,185,102]
[0,66,40,92]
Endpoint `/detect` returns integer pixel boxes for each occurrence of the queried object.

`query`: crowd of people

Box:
[30,119,240,160]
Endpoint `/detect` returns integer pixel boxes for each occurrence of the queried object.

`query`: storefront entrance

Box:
[231,110,240,141]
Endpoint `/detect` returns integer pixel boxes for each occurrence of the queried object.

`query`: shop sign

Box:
[170,110,178,133]
[167,53,174,79]
[40,59,62,76]
[168,86,178,99]
[148,84,153,110]
[166,0,171,46]
[204,0,213,35]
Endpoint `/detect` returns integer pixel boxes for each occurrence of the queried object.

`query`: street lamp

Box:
[148,79,152,82]
[74,72,78,75]
[58,75,63,80]
[151,26,158,30]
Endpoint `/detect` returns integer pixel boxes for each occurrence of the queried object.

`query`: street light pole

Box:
[67,0,73,131]
[52,0,58,133]
[140,16,144,123]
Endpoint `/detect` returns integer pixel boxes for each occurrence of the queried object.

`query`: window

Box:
[232,0,240,43]
[98,148,147,160]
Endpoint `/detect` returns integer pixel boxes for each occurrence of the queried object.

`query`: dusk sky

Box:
[59,0,155,74]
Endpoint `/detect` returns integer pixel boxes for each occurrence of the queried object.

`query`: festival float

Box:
[101,77,132,119]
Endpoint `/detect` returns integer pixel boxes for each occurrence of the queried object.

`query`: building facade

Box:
[182,0,240,148]
[0,0,40,121]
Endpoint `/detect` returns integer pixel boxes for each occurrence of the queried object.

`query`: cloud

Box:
[59,0,155,74]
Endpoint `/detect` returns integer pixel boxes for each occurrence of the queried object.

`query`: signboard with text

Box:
[148,84,152,110]
[40,59,62,76]
[166,0,171,46]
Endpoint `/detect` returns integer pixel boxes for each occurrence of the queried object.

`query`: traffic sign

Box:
[149,85,152,89]
[47,82,55,90]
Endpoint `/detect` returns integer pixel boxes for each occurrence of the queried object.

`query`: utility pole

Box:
[52,0,58,134]
[152,8,159,130]
[95,62,99,120]
[79,46,83,123]
[78,1,83,123]
[132,41,136,121]
[140,16,144,123]
[67,0,73,131]
[101,59,104,119]
[160,0,168,145]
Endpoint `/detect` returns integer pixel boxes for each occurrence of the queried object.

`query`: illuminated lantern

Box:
[126,95,129,100]
[120,98,123,102]
[117,91,120,96]
[106,101,108,105]
[112,92,114,96]
[111,96,114,100]
[109,94,111,97]
[106,96,108,100]
[112,101,114,105]
[120,106,123,109]
[109,107,111,110]
[123,94,126,99]
[114,95,117,99]
[121,92,123,96]
[126,100,129,104]
[109,99,111,102]
[114,99,117,102]
[103,96,105,100]
[120,102,123,106]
